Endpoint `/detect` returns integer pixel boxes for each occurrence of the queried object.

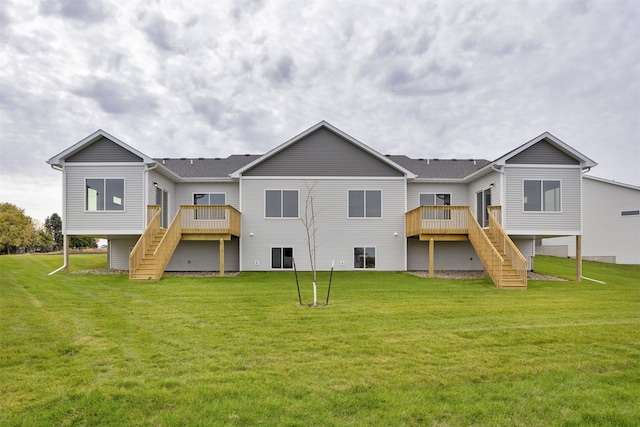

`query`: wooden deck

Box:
[406,205,527,289]
[129,205,241,281]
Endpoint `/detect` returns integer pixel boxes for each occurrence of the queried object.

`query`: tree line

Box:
[0,202,97,255]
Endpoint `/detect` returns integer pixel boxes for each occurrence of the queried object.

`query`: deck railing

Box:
[129,206,162,279]
[180,205,241,236]
[487,211,527,286]
[152,207,184,279]
[488,205,502,226]
[467,210,505,288]
[406,206,470,237]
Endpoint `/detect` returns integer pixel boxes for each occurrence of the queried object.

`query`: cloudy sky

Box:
[1,0,638,224]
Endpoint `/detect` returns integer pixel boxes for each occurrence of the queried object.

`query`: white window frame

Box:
[193,192,226,206]
[265,190,299,219]
[523,180,562,213]
[348,190,383,219]
[85,178,125,212]
[271,246,294,269]
[353,246,376,269]
[193,192,226,220]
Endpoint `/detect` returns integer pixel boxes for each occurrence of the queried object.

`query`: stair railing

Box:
[487,212,527,286]
[129,206,162,279]
[467,208,504,288]
[152,207,184,280]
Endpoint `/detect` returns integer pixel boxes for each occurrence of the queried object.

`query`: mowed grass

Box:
[1,255,639,426]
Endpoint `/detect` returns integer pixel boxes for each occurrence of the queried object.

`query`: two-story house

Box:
[47,121,597,289]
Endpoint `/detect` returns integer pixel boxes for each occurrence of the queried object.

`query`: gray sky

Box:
[1,0,639,224]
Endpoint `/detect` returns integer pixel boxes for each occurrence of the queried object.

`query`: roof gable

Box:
[496,132,597,167]
[232,121,415,178]
[47,130,153,165]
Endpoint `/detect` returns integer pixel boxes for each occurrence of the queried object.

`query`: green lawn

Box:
[1,254,639,426]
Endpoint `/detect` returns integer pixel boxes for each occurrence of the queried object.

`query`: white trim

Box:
[56,162,149,167]
[264,189,300,219]
[84,178,127,213]
[67,229,145,235]
[240,175,406,181]
[47,129,156,165]
[493,132,597,168]
[347,189,383,219]
[353,246,377,270]
[230,121,416,179]
[270,246,294,270]
[504,164,583,169]
[506,230,581,236]
[192,192,226,205]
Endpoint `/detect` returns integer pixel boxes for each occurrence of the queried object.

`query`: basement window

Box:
[272,247,293,269]
[621,210,639,216]
[354,247,376,269]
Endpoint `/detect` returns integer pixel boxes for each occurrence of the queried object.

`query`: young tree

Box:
[0,202,36,254]
[44,213,63,250]
[300,182,319,305]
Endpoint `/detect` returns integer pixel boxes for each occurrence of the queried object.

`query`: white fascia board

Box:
[230,121,416,179]
[505,230,582,237]
[47,129,155,165]
[493,132,598,168]
[239,175,407,181]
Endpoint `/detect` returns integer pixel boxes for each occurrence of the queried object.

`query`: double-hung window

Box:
[348,190,382,218]
[354,247,376,269]
[420,193,451,219]
[265,190,298,218]
[194,193,225,219]
[86,179,124,211]
[524,180,561,212]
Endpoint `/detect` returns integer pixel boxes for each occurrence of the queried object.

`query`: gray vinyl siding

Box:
[407,238,484,270]
[506,140,579,165]
[407,183,469,210]
[165,238,240,271]
[468,171,502,220]
[65,164,146,234]
[504,166,582,235]
[147,170,177,222]
[108,236,138,270]
[174,182,240,210]
[240,178,406,271]
[66,137,143,162]
[514,238,534,270]
[243,127,404,177]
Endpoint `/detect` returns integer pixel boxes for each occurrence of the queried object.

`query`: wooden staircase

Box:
[129,205,242,281]
[130,229,166,280]
[486,232,527,289]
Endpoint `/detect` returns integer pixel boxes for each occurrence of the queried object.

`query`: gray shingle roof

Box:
[156,155,261,178]
[156,154,490,179]
[386,155,491,179]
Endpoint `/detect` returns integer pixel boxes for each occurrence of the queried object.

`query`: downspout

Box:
[491,164,506,227]
[49,164,67,275]
[144,163,158,227]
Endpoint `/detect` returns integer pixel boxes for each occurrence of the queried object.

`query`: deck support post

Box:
[576,235,582,282]
[429,238,434,278]
[219,238,225,277]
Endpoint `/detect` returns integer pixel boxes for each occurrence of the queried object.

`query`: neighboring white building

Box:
[539,175,640,264]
